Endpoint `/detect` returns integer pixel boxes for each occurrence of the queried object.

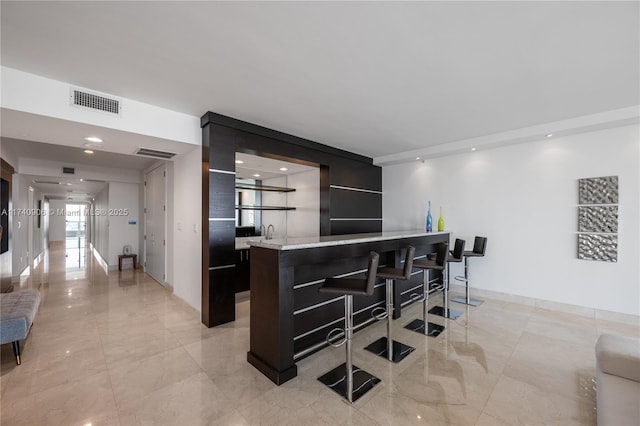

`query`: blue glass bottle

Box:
[426,201,432,232]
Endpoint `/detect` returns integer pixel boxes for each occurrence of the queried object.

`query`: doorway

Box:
[65,203,87,269]
[144,165,166,285]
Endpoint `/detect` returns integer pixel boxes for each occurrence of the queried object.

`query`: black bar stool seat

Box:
[429,238,465,320]
[405,242,449,337]
[364,246,416,363]
[452,236,487,306]
[317,252,381,404]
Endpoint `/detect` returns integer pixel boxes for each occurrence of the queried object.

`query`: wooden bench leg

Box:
[12,341,21,365]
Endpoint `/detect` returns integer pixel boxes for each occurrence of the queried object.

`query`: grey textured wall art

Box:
[578,206,618,233]
[578,176,618,204]
[577,234,618,262]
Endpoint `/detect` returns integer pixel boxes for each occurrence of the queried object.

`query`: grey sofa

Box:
[595,333,640,425]
[0,290,41,364]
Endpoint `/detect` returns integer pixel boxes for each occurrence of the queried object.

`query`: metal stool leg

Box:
[385,279,393,361]
[452,257,484,306]
[429,262,463,319]
[345,295,354,403]
[318,294,381,403]
[405,269,445,337]
[365,278,415,362]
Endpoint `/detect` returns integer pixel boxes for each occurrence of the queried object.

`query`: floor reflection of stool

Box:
[118,254,137,271]
[405,242,448,337]
[365,246,416,363]
[317,252,381,404]
[452,236,487,306]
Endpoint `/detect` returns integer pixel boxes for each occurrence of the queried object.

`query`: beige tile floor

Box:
[1,243,638,425]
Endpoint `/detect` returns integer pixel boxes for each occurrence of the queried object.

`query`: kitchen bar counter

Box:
[246,230,449,385]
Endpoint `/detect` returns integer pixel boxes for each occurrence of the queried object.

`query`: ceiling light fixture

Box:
[253,174,261,177]
[235,160,244,164]
[546,133,553,138]
[84,137,102,143]
[416,157,421,160]
[279,167,288,171]
[471,147,477,151]
[84,149,94,154]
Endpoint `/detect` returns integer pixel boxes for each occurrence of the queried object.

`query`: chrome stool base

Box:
[451,296,484,306]
[428,306,463,320]
[318,363,380,403]
[364,337,415,363]
[404,319,445,337]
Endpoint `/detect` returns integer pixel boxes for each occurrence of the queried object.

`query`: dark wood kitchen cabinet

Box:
[235,249,250,293]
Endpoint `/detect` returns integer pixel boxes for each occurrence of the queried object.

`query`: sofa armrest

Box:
[596,333,640,382]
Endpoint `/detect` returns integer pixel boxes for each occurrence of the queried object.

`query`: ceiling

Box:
[1,1,638,160]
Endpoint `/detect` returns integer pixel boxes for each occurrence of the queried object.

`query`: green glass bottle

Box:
[437,206,444,232]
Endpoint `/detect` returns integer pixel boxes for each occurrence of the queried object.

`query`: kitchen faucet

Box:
[267,224,275,240]
[260,224,266,237]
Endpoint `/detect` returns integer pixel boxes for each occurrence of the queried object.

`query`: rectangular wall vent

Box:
[71,88,120,115]
[134,148,176,159]
[63,167,75,174]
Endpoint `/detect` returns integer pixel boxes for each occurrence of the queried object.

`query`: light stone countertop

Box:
[241,230,449,251]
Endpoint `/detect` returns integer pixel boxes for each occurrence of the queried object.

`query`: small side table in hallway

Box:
[118,254,137,271]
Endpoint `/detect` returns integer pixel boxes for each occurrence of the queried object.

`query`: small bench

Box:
[118,254,137,271]
[0,290,41,365]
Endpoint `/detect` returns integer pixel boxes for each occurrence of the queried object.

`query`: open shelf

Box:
[235,182,296,192]
[235,205,296,211]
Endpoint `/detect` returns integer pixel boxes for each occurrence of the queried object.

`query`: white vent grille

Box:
[71,88,120,115]
[134,147,176,159]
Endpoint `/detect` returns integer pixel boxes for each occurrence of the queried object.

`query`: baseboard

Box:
[448,283,640,326]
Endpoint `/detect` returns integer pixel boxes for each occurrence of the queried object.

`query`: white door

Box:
[144,166,166,284]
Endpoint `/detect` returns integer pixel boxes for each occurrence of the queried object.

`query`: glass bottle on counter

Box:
[437,206,444,232]
[426,201,432,232]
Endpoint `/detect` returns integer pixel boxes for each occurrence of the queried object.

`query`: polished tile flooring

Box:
[1,244,638,425]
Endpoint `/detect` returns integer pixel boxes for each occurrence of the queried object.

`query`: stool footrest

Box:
[404,319,444,337]
[370,306,388,321]
[364,337,415,363]
[326,327,346,347]
[318,363,381,403]
[454,275,468,283]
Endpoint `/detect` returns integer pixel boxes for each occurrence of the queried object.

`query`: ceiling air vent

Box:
[63,167,75,174]
[134,147,176,159]
[70,88,121,115]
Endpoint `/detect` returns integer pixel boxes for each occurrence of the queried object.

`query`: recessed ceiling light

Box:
[279,167,288,171]
[235,160,244,164]
[84,137,102,143]
[416,157,421,160]
[84,149,94,154]
[471,147,477,151]
[545,133,553,138]
[253,174,261,177]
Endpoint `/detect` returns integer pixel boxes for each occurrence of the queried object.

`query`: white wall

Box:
[93,185,109,262]
[11,175,29,275]
[383,124,639,316]
[10,175,45,276]
[48,199,67,242]
[286,169,320,237]
[171,147,201,311]
[108,182,140,267]
[262,176,288,238]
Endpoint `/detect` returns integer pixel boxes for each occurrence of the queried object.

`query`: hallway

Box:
[1,243,637,425]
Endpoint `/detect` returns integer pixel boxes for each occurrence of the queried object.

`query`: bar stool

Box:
[317,252,381,404]
[405,242,448,337]
[429,239,465,320]
[452,236,487,306]
[364,246,416,363]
